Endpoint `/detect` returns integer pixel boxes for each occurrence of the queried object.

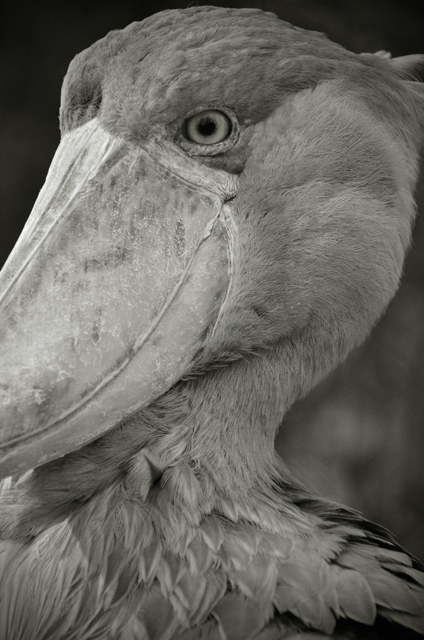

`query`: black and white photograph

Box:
[0,1,423,638]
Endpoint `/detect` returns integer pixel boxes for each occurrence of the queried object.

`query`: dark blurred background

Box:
[1,1,423,558]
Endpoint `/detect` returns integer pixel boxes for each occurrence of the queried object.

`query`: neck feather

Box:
[0,344,323,540]
[3,346,422,640]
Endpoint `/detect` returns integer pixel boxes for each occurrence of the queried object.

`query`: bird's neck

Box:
[2,345,422,640]
[160,353,288,495]
[1,344,324,541]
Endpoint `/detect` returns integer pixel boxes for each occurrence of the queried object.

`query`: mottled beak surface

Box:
[0,118,235,477]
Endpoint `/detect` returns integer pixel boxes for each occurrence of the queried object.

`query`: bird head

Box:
[0,7,423,478]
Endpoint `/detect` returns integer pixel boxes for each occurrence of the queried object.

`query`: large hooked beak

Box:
[0,118,236,478]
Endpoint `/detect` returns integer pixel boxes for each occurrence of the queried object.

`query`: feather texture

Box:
[1,5,424,639]
[1,462,424,639]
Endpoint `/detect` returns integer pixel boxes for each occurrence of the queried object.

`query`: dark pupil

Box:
[197,116,216,137]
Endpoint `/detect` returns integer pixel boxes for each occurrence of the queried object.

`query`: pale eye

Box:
[183,110,232,145]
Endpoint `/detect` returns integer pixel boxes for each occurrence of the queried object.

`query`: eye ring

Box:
[182,110,232,145]
[176,107,240,156]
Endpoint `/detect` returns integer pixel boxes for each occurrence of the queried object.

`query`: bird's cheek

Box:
[0,117,234,478]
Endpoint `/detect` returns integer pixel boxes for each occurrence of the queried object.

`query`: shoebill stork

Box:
[0,6,423,639]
